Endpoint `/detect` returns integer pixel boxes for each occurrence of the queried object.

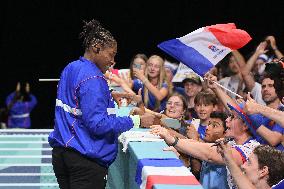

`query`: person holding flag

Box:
[206,72,284,151]
[158,23,252,77]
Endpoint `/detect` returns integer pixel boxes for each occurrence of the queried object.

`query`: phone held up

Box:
[133,63,141,70]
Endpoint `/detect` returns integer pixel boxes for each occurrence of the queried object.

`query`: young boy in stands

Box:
[188,90,218,141]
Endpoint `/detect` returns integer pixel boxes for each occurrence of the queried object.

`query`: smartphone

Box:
[191,118,200,130]
[133,63,141,70]
[161,118,181,130]
[211,137,234,147]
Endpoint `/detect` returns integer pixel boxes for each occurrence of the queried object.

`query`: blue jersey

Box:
[198,124,207,140]
[48,57,134,167]
[6,92,37,128]
[254,105,284,151]
[255,116,284,151]
[182,120,207,140]
[133,79,168,112]
[273,179,284,189]
[200,161,229,189]
[173,86,185,96]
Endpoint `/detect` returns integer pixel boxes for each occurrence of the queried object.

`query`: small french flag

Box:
[158,23,252,76]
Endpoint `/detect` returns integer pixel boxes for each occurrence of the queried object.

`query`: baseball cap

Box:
[182,73,202,85]
[227,102,260,137]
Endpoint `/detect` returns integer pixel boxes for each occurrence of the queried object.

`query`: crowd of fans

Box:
[0,31,284,188]
[108,35,284,189]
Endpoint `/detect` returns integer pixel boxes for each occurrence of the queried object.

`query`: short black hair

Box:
[79,19,116,50]
[210,112,227,131]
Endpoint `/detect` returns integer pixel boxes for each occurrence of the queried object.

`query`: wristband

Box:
[168,137,179,147]
[248,114,264,130]
[130,115,140,128]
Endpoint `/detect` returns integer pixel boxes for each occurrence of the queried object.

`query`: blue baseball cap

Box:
[227,102,258,131]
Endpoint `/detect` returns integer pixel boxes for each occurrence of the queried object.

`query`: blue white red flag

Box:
[158,23,251,76]
[135,158,201,189]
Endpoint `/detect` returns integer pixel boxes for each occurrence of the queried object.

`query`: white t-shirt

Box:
[219,76,266,105]
[227,139,260,189]
[219,76,244,99]
[251,82,266,105]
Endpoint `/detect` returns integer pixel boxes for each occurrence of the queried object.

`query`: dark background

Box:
[1,0,284,129]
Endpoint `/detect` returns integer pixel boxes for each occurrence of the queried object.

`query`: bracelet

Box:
[168,137,179,147]
[273,47,278,51]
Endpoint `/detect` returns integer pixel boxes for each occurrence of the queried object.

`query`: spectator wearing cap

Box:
[240,52,284,150]
[206,72,284,151]
[150,96,260,189]
[182,73,202,119]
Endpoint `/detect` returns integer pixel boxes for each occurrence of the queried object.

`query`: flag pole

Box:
[211,80,243,99]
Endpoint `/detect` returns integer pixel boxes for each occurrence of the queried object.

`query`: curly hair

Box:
[261,57,284,100]
[210,112,227,131]
[254,145,284,186]
[79,19,116,50]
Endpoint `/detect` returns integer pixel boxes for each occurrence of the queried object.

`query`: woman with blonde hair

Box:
[132,55,173,112]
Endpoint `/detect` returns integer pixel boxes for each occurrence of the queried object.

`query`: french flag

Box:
[135,158,201,189]
[158,23,252,76]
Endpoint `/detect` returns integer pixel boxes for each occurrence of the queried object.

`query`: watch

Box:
[168,137,179,147]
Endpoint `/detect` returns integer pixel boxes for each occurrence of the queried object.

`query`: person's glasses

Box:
[166,101,183,107]
[228,113,241,120]
[147,63,160,69]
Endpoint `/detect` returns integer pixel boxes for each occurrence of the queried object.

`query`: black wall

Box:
[1,0,284,128]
